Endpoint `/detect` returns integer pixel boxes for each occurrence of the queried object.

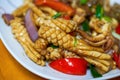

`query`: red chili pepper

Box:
[63,15,71,20]
[49,58,88,75]
[34,0,75,16]
[116,24,120,34]
[113,52,120,69]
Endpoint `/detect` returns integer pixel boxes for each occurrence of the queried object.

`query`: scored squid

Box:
[34,14,77,33]
[38,26,111,60]
[10,18,47,66]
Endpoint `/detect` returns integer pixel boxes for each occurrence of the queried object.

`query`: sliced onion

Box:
[24,9,38,42]
[2,14,14,25]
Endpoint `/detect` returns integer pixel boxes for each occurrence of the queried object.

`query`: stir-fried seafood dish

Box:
[2,0,120,77]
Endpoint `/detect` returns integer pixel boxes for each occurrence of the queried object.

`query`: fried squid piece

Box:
[89,17,112,35]
[12,2,48,18]
[10,18,46,66]
[39,6,57,16]
[28,3,47,18]
[12,3,30,17]
[77,30,106,42]
[77,17,112,42]
[73,8,86,25]
[38,26,111,59]
[103,35,114,51]
[34,38,48,52]
[34,14,77,33]
[46,47,80,61]
[46,47,63,60]
[85,39,107,47]
[51,18,77,33]
[84,57,116,73]
[61,50,80,58]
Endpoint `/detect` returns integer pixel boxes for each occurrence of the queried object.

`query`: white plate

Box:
[0,0,120,80]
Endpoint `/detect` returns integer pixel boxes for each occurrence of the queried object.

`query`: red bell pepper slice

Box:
[49,58,88,75]
[34,0,75,16]
[115,24,120,34]
[113,52,120,69]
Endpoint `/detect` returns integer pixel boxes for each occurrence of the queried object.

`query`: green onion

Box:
[52,13,62,19]
[89,64,102,78]
[74,38,78,47]
[82,20,90,32]
[102,16,112,22]
[50,44,59,49]
[96,4,104,19]
[80,0,88,5]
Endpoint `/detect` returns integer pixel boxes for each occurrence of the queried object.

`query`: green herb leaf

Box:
[74,37,78,47]
[96,4,104,19]
[50,44,59,49]
[52,13,62,19]
[80,0,88,5]
[82,20,90,32]
[102,16,112,22]
[89,64,102,78]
